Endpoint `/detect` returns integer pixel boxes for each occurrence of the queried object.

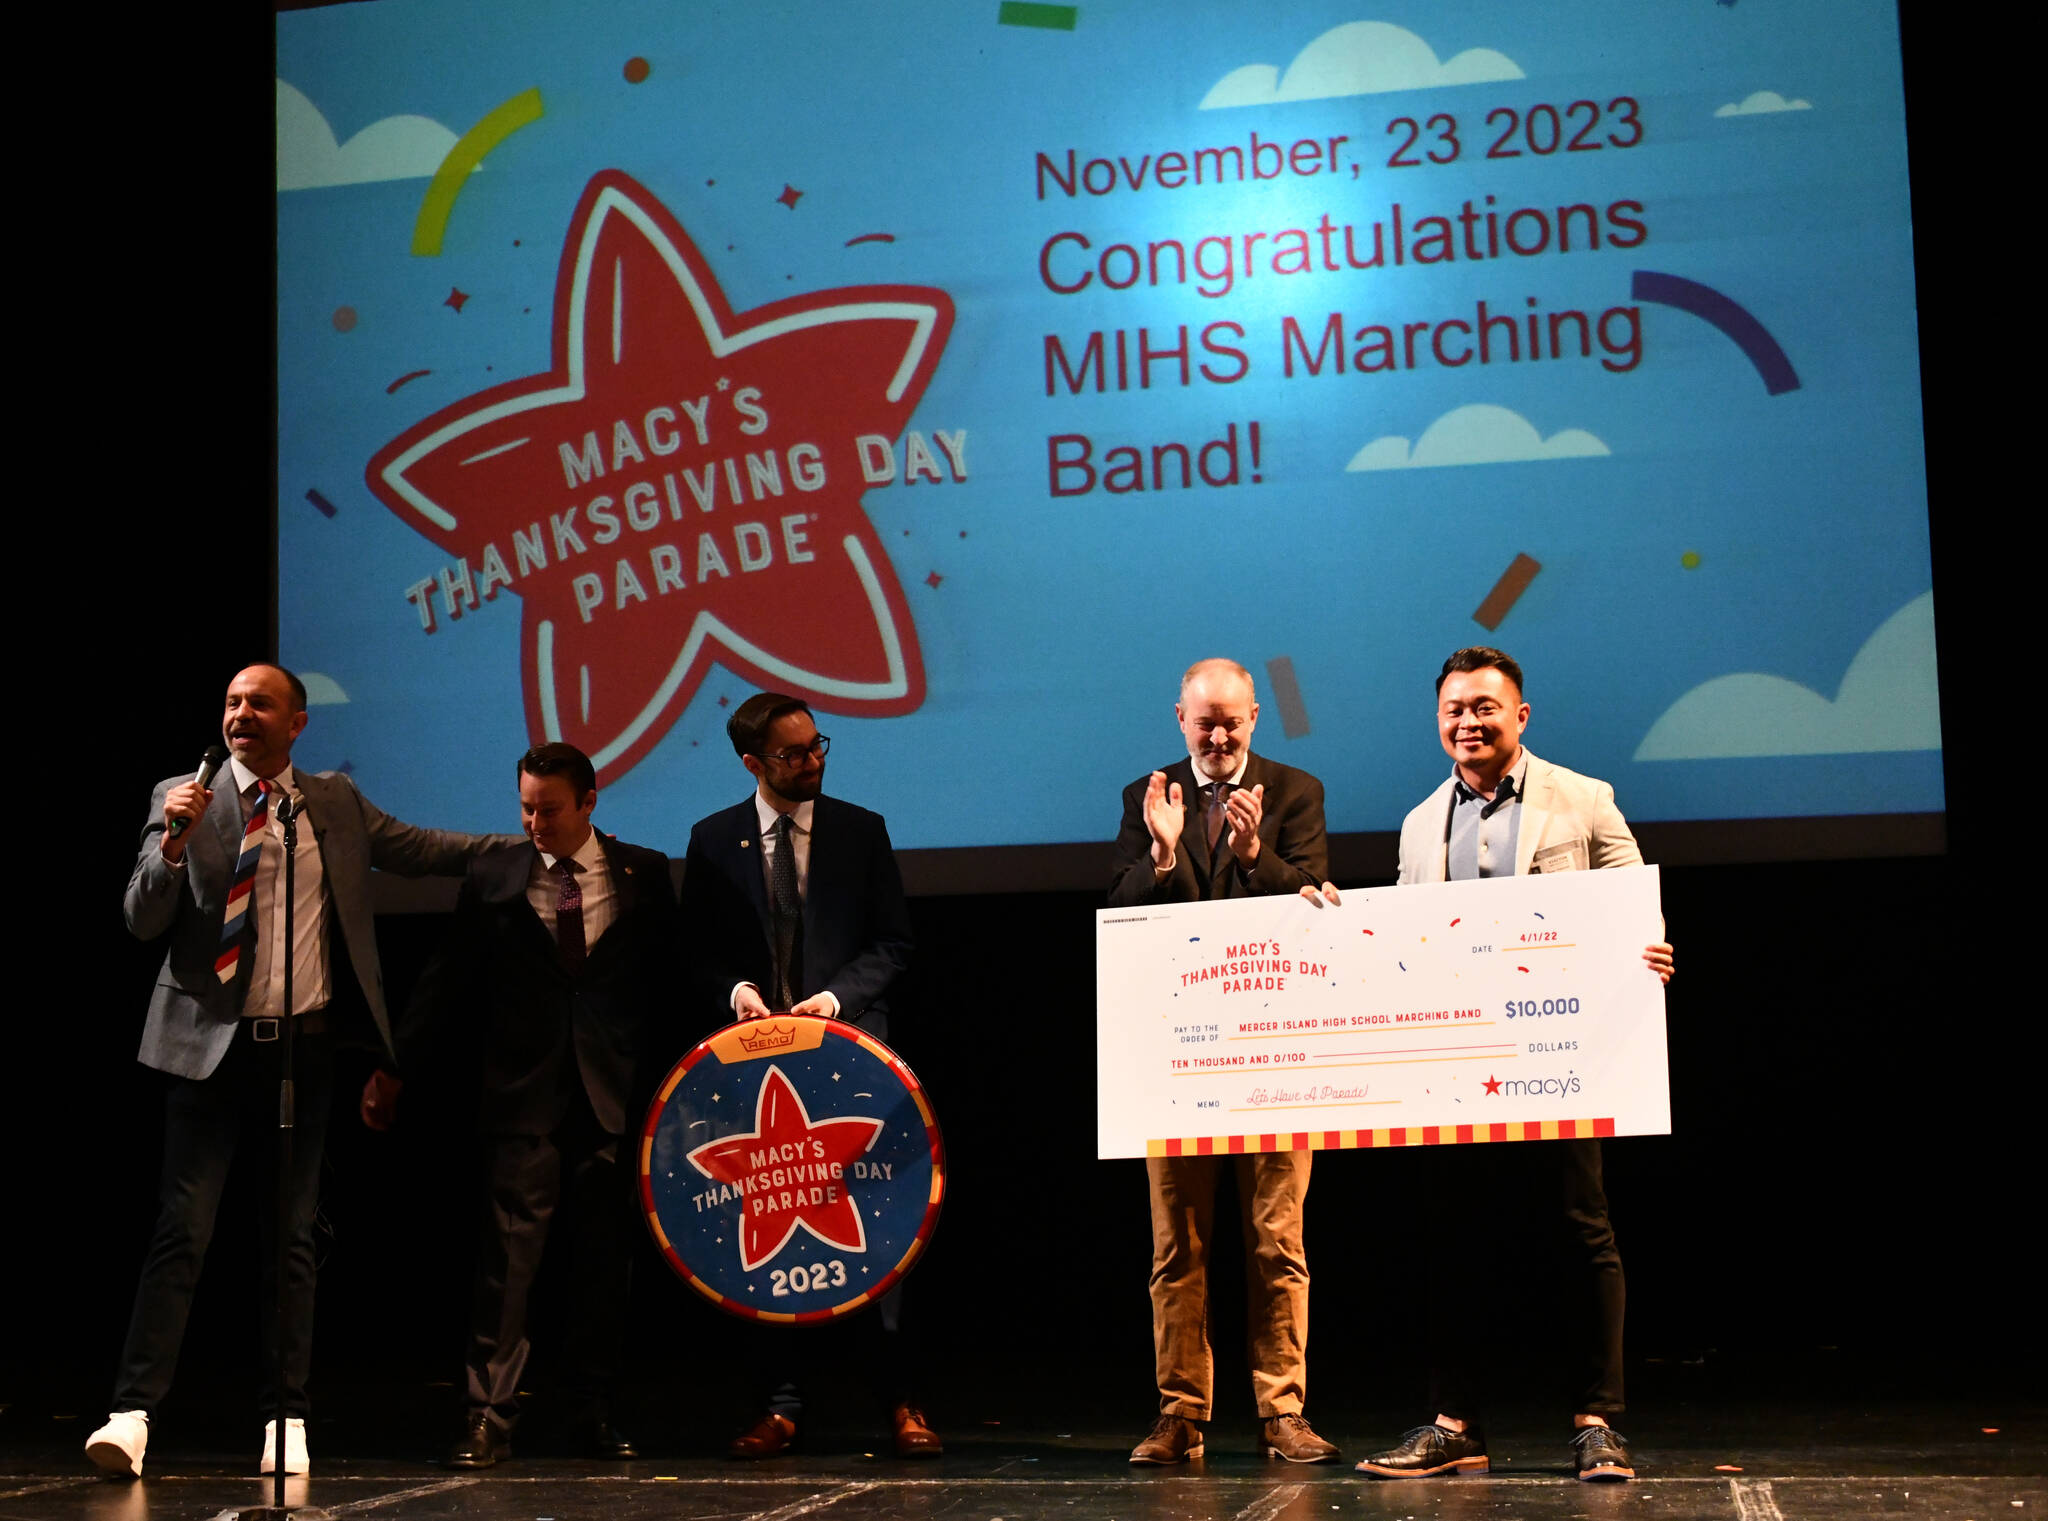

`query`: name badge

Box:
[1530,841,1588,874]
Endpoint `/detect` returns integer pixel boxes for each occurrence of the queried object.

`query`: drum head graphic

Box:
[639,1016,945,1322]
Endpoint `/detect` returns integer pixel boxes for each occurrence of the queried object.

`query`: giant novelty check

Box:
[1097,866,1669,1158]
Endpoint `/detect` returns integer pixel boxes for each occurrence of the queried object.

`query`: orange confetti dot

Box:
[331,306,357,333]
[1983,1427,2001,1433]
[623,56,650,83]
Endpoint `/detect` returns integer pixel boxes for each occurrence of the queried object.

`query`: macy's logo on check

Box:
[1481,1070,1582,1101]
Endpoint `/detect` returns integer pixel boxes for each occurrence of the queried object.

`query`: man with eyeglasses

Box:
[1109,657,1341,1466]
[680,692,928,1458]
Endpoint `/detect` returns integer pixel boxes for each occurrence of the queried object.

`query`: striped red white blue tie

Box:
[214,779,271,986]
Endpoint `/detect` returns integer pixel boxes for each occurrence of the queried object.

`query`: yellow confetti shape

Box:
[412,88,545,256]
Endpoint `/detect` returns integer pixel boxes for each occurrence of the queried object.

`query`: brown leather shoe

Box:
[1129,1413,1204,1464]
[726,1412,796,1460]
[891,1403,943,1458]
[444,1410,511,1469]
[1262,1412,1339,1463]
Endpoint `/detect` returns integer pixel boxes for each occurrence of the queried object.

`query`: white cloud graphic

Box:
[277,79,464,191]
[1346,404,1608,472]
[300,672,351,706]
[1635,592,1939,760]
[1714,90,1813,118]
[1200,21,1523,109]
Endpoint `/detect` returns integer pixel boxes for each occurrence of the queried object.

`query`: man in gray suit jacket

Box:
[86,664,509,1480]
[1344,647,1672,1486]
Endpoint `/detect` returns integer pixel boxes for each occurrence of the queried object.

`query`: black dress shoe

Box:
[572,1417,638,1460]
[1572,1424,1634,1481]
[444,1411,511,1469]
[1354,1422,1489,1478]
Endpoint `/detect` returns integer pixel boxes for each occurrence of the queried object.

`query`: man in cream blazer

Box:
[1347,647,1672,1487]
[1395,751,1644,883]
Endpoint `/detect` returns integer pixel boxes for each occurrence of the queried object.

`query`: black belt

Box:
[246,1010,329,1042]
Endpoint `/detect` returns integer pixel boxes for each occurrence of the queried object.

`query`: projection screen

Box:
[275,0,1942,887]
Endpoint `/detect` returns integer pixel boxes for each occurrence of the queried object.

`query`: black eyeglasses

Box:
[762,735,830,765]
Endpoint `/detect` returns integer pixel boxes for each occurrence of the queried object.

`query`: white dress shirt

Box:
[229,756,332,1017]
[524,827,615,949]
[731,789,838,1016]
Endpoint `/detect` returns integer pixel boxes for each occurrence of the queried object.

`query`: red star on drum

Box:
[686,1065,884,1272]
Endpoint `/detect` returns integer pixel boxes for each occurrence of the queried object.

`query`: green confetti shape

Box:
[999,2,1077,30]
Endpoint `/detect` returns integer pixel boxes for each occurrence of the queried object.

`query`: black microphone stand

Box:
[241,793,328,1520]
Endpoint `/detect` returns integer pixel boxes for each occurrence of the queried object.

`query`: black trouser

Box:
[112,1027,336,1420]
[465,1088,634,1433]
[761,1282,911,1422]
[1423,1138,1626,1421]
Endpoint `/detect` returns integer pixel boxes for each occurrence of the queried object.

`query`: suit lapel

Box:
[1421,775,1456,883]
[1513,753,1550,877]
[728,799,773,940]
[207,770,245,876]
[1173,759,1213,882]
[801,798,832,937]
[598,835,639,915]
[291,772,351,873]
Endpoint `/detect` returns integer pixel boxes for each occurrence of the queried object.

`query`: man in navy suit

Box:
[366,742,678,1468]
[680,692,933,1458]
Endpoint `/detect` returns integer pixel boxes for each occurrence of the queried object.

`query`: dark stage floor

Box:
[5,1386,2040,1521]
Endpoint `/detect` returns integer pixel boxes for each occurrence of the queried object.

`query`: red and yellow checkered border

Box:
[638,1015,946,1325]
[1146,1118,1616,1156]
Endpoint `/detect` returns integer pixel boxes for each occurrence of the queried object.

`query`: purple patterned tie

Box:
[555,859,585,970]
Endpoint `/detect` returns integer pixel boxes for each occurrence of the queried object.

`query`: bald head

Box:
[1177,658,1259,782]
[1180,658,1255,705]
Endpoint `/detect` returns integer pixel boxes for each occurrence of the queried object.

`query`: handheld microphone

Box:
[167,744,231,840]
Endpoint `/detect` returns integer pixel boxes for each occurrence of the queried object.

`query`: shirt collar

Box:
[538,827,606,874]
[1452,748,1528,807]
[1194,752,1251,790]
[754,789,815,837]
[228,755,296,798]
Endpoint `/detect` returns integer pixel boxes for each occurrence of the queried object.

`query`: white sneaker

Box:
[260,1417,309,1475]
[85,1410,149,1477]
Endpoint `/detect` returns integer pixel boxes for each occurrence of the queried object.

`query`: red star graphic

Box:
[776,184,803,210]
[1483,1074,1502,1096]
[686,1065,883,1271]
[924,570,943,588]
[366,170,951,785]
[445,287,469,312]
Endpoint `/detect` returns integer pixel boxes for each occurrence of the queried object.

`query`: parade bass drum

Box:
[638,1014,945,1323]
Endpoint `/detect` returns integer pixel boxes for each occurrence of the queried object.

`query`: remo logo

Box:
[366,169,954,785]
[639,1015,945,1322]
